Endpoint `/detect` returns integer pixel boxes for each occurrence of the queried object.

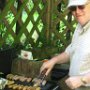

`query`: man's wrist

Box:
[81,76,87,85]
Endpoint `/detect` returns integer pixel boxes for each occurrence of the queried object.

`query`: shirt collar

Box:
[83,21,90,32]
[79,21,90,34]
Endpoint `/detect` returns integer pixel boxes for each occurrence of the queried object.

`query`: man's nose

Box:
[75,7,81,13]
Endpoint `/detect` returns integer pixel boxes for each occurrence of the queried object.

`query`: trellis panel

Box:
[0,0,76,59]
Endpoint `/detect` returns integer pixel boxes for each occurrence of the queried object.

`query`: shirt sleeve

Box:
[65,44,72,56]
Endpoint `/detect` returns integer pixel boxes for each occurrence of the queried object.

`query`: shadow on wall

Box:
[0,48,16,77]
[0,0,6,11]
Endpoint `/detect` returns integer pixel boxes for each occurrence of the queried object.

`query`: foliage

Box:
[0,0,45,50]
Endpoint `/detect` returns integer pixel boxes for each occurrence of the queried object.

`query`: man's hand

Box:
[40,59,56,76]
[65,76,84,89]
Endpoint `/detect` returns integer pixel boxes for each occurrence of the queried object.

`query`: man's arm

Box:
[50,51,70,64]
[81,73,90,85]
[65,73,90,89]
[40,51,70,76]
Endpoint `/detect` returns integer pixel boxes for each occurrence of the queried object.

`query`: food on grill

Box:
[26,77,32,82]
[6,74,32,82]
[22,86,28,90]
[8,84,15,89]
[19,76,27,82]
[7,80,15,85]
[6,74,42,90]
[6,74,14,80]
[27,86,33,90]
[12,84,18,89]
[41,80,47,86]
[13,75,20,80]
[17,85,24,90]
[36,87,41,90]
[32,78,46,87]
[7,84,41,90]
[27,86,41,90]
[32,78,41,86]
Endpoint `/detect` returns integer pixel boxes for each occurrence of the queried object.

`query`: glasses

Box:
[69,5,85,12]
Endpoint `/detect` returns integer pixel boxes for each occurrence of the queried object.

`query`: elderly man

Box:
[40,0,90,90]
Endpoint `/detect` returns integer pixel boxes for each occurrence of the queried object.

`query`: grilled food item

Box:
[12,84,18,90]
[22,86,28,90]
[6,74,41,90]
[13,75,20,80]
[36,87,41,90]
[19,76,27,82]
[8,84,15,89]
[17,85,24,90]
[32,78,41,86]
[6,74,14,80]
[32,78,46,87]
[27,86,41,90]
[41,80,47,86]
[7,80,15,85]
[32,69,47,87]
[26,77,32,83]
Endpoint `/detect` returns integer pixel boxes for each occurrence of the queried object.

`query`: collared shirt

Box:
[65,21,90,76]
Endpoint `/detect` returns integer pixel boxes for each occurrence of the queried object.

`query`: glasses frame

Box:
[69,5,85,12]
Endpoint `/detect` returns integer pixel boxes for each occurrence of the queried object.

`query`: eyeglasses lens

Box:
[69,5,85,12]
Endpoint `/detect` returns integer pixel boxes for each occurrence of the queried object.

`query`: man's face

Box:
[69,3,90,26]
